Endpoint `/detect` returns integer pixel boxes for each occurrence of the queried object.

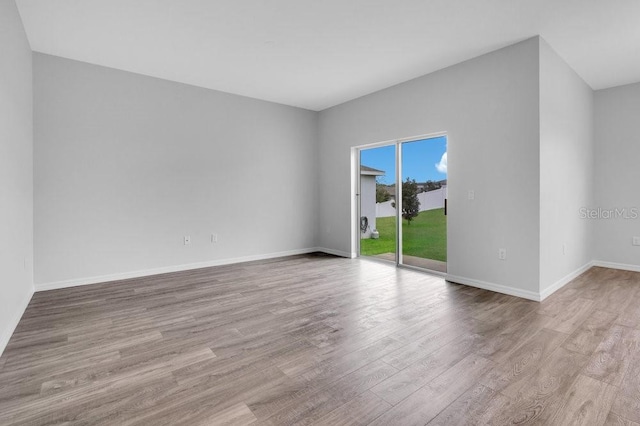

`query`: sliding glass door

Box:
[358,135,447,273]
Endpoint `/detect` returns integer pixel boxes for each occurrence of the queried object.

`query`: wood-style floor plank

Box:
[0,254,638,425]
[202,402,257,425]
[489,346,589,424]
[583,325,640,386]
[563,309,618,355]
[479,328,568,398]
[426,383,512,425]
[610,349,640,423]
[368,354,494,426]
[311,391,391,426]
[604,412,640,426]
[545,297,596,334]
[548,374,618,426]
[369,330,484,405]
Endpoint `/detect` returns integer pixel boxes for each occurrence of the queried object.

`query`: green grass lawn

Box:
[360,208,447,262]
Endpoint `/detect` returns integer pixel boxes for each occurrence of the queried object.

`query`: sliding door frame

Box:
[353,131,447,271]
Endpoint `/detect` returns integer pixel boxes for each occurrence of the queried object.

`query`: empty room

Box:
[2,0,640,424]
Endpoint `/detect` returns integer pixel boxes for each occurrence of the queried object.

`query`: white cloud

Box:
[435,152,447,174]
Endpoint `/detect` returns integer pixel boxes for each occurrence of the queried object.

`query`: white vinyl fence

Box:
[376,186,447,218]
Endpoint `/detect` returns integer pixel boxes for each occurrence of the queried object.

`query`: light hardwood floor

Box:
[1,254,640,425]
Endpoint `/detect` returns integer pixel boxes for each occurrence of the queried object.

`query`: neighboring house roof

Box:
[360,165,385,176]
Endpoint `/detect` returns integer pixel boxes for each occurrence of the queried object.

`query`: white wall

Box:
[594,82,640,269]
[34,54,319,287]
[0,0,34,353]
[319,38,542,297]
[359,174,377,237]
[539,39,594,293]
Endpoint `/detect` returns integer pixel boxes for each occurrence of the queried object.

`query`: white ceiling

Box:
[15,0,640,111]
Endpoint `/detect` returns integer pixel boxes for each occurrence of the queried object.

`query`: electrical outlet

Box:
[211,233,218,243]
[498,248,507,260]
[468,190,475,200]
[633,237,640,246]
[184,235,191,245]
[562,244,567,255]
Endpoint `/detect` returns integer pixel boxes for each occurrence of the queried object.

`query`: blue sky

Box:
[360,136,447,184]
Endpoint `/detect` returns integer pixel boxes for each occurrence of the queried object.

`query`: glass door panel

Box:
[399,137,447,272]
[358,145,396,262]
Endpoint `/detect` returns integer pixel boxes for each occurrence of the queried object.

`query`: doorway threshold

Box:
[373,253,447,273]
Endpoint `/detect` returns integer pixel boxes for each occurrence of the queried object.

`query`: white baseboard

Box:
[445,274,541,301]
[592,260,640,273]
[35,248,322,292]
[0,287,34,358]
[539,261,594,301]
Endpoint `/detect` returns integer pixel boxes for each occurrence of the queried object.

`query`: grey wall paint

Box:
[594,82,640,267]
[318,38,542,294]
[34,53,318,285]
[539,39,594,291]
[0,0,34,351]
